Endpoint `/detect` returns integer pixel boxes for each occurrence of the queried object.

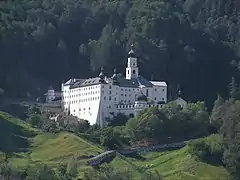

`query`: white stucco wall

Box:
[150,81,167,103]
[62,84,71,111]
[68,85,102,125]
[175,97,187,109]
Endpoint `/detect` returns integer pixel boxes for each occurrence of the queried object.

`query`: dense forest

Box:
[0,0,239,107]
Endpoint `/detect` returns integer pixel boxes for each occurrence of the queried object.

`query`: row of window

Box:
[63,90,100,99]
[73,107,91,111]
[64,87,165,99]
[63,96,100,104]
[71,112,92,117]
[64,85,100,93]
[116,104,134,109]
[103,96,117,101]
[64,92,165,101]
[115,104,164,109]
[64,85,165,94]
[64,96,165,105]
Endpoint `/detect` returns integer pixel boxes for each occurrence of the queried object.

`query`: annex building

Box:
[61,47,167,127]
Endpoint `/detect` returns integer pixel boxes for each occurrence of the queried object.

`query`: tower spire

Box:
[178,89,182,97]
[177,84,182,98]
[128,44,136,57]
[126,44,139,79]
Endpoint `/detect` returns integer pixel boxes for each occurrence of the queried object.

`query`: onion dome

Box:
[128,44,136,58]
[136,92,148,101]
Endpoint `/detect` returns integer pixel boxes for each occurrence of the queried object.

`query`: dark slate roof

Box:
[69,79,86,89]
[137,75,154,87]
[70,77,107,89]
[69,75,154,89]
[63,78,84,85]
[116,75,153,88]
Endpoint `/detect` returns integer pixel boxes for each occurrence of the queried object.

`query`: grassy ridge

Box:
[9,132,104,170]
[124,147,230,180]
[0,111,231,179]
[0,111,102,170]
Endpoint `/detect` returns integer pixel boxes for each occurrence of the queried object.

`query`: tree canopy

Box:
[0,0,239,108]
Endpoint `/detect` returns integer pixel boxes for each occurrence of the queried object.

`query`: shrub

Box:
[188,134,223,165]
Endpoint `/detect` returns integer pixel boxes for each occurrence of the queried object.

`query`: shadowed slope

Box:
[0,112,36,153]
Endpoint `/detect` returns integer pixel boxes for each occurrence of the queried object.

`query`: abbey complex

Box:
[61,47,168,127]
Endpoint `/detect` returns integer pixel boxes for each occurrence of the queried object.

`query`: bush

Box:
[188,139,209,160]
[188,134,223,165]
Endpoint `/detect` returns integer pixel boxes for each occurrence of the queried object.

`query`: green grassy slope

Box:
[0,111,231,179]
[0,111,102,170]
[116,147,230,180]
[10,132,103,170]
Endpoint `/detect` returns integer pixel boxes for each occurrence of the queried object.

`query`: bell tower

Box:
[126,45,139,79]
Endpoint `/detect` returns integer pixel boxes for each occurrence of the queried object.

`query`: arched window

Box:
[133,70,136,74]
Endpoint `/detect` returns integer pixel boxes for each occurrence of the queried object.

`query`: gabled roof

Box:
[68,75,167,89]
[137,76,154,87]
[116,75,153,88]
[69,79,86,89]
[63,78,84,86]
[150,81,167,87]
[70,77,107,89]
[175,97,187,103]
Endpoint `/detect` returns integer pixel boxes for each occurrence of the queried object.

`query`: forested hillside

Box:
[0,0,239,107]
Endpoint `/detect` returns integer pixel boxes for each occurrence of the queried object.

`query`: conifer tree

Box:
[211,94,224,131]
[229,77,238,100]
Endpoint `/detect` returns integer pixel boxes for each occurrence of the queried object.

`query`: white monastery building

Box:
[61,47,167,127]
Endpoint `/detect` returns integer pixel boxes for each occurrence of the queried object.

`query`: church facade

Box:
[61,47,167,127]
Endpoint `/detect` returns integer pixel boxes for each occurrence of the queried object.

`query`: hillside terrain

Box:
[0,111,230,180]
[0,111,102,169]
[118,148,230,180]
